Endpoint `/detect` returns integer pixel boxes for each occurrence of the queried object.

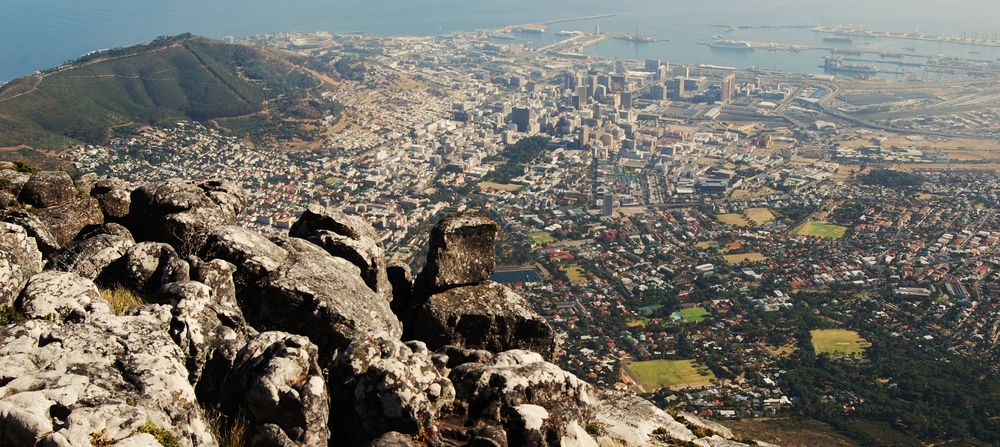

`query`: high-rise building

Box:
[511,107,533,133]
[645,58,661,72]
[576,86,590,105]
[720,74,736,104]
[597,74,610,90]
[649,84,667,101]
[621,90,633,109]
[610,73,627,92]
[670,77,686,99]
[603,192,614,216]
[594,84,607,100]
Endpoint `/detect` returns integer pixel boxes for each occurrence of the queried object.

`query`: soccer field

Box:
[528,231,556,244]
[795,221,848,239]
[811,329,869,357]
[624,359,716,391]
[678,307,710,322]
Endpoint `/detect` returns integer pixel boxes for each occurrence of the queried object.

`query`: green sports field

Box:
[795,221,848,239]
[679,307,710,322]
[624,359,716,391]
[811,329,869,357]
[528,231,557,244]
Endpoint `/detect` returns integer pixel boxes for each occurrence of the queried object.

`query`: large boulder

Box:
[15,271,110,323]
[449,351,596,445]
[128,179,247,257]
[200,225,288,287]
[156,281,255,390]
[219,332,329,447]
[416,213,498,293]
[407,281,556,359]
[17,170,76,208]
[49,223,135,280]
[190,258,238,303]
[0,307,218,446]
[101,242,190,296]
[290,205,392,300]
[0,169,31,196]
[239,238,402,358]
[34,196,104,246]
[2,210,60,256]
[89,177,134,221]
[591,392,697,445]
[0,222,43,307]
[331,333,455,445]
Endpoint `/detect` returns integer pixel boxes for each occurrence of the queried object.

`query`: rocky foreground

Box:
[0,166,773,446]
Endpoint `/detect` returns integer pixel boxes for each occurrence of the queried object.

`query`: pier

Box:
[506,14,617,33]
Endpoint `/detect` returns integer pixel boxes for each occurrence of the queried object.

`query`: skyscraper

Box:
[511,107,533,133]
[645,58,661,72]
[720,74,736,104]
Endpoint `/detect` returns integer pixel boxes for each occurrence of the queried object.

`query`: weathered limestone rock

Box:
[128,179,246,257]
[17,171,76,208]
[89,177,133,221]
[191,257,239,303]
[102,242,190,295]
[331,333,455,444]
[408,281,556,359]
[153,281,254,388]
[49,223,135,280]
[290,205,392,300]
[240,238,402,358]
[15,271,110,323]
[220,332,329,447]
[416,213,498,292]
[200,225,288,286]
[677,411,736,440]
[34,196,104,246]
[0,190,17,209]
[2,210,60,256]
[0,169,31,195]
[0,222,43,306]
[436,345,494,369]
[0,307,218,446]
[450,351,595,444]
[592,392,697,445]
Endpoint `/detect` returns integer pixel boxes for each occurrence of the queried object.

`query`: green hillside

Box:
[0,34,328,148]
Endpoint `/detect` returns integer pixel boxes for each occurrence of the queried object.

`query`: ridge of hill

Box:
[0,34,334,148]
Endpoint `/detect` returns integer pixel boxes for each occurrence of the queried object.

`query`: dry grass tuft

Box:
[207,408,249,447]
[99,288,145,315]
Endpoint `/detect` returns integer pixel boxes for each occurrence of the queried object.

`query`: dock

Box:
[815,25,1000,48]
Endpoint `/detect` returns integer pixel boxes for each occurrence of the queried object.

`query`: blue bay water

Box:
[2,0,999,83]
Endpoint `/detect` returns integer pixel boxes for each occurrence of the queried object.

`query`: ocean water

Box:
[2,0,999,83]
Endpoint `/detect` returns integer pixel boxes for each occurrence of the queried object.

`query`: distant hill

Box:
[0,34,333,148]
